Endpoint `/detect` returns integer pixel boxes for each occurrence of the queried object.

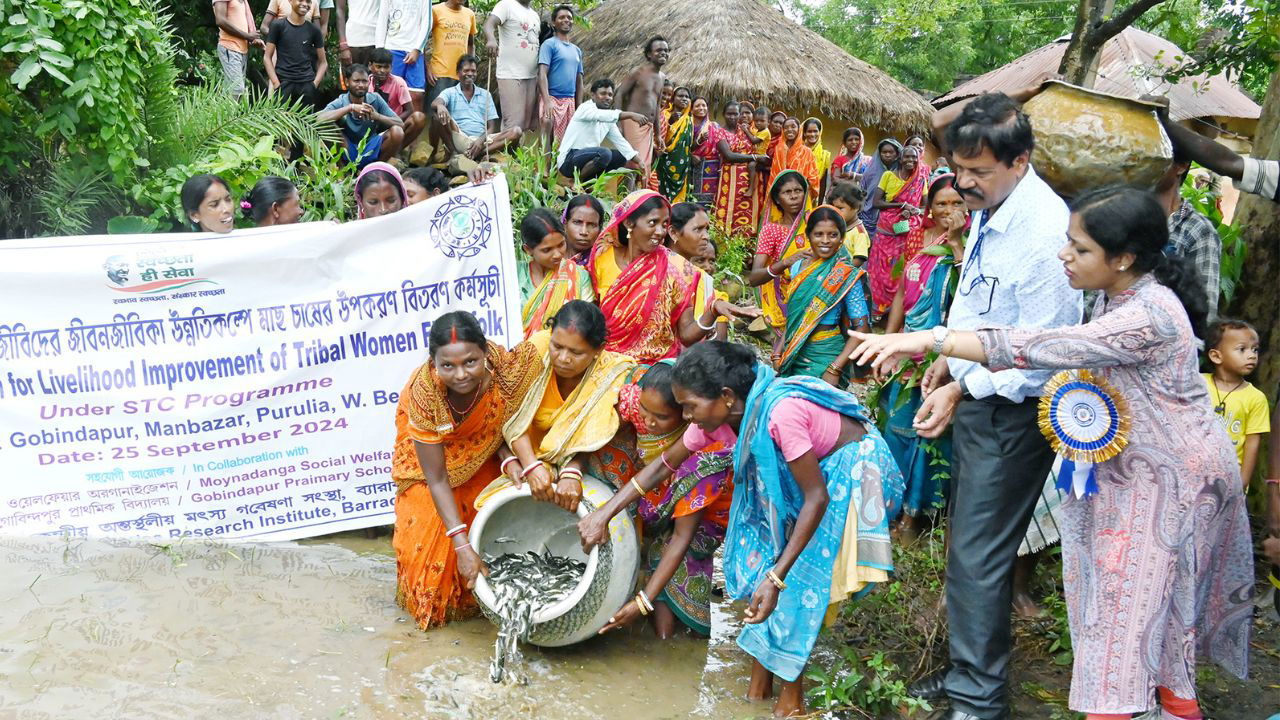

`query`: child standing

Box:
[829,181,870,267]
[1203,318,1269,485]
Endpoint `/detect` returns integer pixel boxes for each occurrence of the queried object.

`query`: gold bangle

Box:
[637,589,654,613]
[629,477,646,496]
[765,569,787,591]
[635,593,650,615]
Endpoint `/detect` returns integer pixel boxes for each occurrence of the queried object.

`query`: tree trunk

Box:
[1226,65,1280,403]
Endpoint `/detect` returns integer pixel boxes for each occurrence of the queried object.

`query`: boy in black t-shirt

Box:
[265,0,327,108]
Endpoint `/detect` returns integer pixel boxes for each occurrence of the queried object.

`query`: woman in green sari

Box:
[658,87,694,202]
[774,205,871,384]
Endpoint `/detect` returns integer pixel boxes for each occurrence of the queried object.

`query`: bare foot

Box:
[773,677,806,717]
[747,660,774,701]
[652,601,676,640]
[1012,589,1044,618]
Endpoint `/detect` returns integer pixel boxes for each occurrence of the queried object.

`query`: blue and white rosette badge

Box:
[1038,369,1131,498]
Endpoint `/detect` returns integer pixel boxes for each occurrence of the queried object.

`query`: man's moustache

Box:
[958,187,984,200]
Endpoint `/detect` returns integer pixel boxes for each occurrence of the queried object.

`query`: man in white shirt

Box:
[556,78,650,181]
[906,90,1083,720]
[483,0,541,135]
[335,0,379,65]
[375,0,432,113]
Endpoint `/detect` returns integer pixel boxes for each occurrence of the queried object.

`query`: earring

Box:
[1119,266,1127,271]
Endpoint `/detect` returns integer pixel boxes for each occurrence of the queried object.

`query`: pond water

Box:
[0,534,762,719]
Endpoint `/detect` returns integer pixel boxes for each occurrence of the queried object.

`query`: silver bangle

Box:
[695,313,717,332]
[765,264,780,278]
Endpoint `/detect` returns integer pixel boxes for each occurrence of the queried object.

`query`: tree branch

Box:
[1096,0,1169,39]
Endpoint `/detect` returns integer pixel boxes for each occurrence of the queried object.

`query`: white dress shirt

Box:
[946,165,1083,402]
[555,101,637,168]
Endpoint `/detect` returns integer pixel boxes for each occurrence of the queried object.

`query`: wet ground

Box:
[0,534,761,720]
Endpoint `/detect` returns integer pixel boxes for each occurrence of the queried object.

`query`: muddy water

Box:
[0,535,761,719]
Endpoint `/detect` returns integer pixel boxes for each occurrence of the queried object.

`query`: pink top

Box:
[372,73,412,115]
[682,397,841,462]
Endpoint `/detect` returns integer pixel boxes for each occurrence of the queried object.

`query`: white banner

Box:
[0,175,520,541]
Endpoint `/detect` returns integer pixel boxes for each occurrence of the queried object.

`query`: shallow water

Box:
[0,534,761,719]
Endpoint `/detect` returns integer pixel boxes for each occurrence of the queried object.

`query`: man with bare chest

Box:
[615,36,669,177]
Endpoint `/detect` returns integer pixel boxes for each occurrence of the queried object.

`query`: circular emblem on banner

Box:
[1038,369,1130,464]
[429,195,492,259]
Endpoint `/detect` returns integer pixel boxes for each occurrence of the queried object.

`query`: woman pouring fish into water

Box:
[579,341,904,718]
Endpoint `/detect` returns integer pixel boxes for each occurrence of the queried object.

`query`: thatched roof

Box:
[574,0,935,134]
[933,27,1260,123]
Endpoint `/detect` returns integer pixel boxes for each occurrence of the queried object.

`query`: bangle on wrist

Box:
[1266,478,1280,485]
[695,313,717,332]
[766,264,780,278]
[765,568,787,591]
[519,460,545,480]
[445,523,468,538]
[630,477,647,496]
[453,542,472,554]
[660,452,678,474]
[500,456,520,474]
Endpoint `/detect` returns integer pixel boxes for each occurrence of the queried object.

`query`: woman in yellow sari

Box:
[517,208,594,338]
[745,170,813,342]
[504,301,642,504]
[392,311,542,629]
[802,118,832,201]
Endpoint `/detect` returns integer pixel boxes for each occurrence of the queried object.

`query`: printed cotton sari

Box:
[709,124,759,238]
[616,365,734,635]
[391,340,542,628]
[868,159,930,312]
[755,170,813,331]
[776,243,869,380]
[518,259,595,339]
[857,139,901,238]
[503,329,639,488]
[803,118,832,192]
[659,97,694,202]
[588,190,700,364]
[691,119,722,206]
[832,129,870,182]
[881,238,958,518]
[724,367,904,681]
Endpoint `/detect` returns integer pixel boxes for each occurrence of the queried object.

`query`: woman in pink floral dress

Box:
[851,185,1252,719]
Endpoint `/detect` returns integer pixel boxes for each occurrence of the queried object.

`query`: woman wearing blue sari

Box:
[578,341,904,717]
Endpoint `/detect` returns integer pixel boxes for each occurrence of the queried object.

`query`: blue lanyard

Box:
[958,212,999,315]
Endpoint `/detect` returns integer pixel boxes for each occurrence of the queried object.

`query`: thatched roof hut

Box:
[573,0,935,136]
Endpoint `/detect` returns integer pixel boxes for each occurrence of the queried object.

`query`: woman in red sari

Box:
[702,101,770,238]
[587,189,743,364]
[868,144,928,314]
[766,117,821,205]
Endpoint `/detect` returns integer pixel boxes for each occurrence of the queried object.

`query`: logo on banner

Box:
[428,194,492,259]
[103,252,217,295]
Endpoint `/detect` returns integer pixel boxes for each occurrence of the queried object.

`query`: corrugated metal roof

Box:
[933,27,1260,122]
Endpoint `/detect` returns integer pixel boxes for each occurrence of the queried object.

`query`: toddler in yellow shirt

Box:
[1203,318,1269,486]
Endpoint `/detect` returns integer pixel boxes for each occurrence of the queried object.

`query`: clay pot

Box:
[470,476,639,647]
[1023,81,1173,197]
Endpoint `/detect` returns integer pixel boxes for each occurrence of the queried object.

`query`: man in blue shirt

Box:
[537,4,584,146]
[317,63,406,168]
[429,54,522,172]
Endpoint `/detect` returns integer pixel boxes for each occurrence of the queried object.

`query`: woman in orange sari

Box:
[517,208,595,338]
[766,117,821,204]
[392,311,541,629]
[587,189,743,364]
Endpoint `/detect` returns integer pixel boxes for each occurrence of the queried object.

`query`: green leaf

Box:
[39,50,73,68]
[7,13,27,25]
[34,37,65,52]
[108,215,162,234]
[11,56,42,89]
[43,63,71,84]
